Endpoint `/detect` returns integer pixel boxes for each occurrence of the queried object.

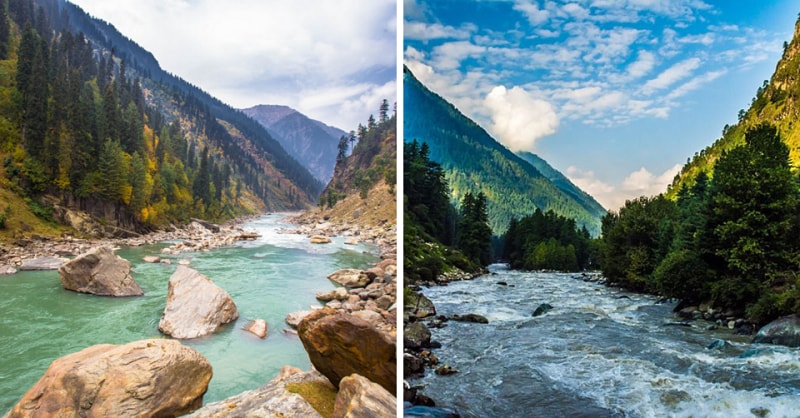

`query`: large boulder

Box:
[327,269,374,288]
[753,314,800,347]
[285,310,315,328]
[188,366,331,418]
[404,291,436,319]
[404,321,432,349]
[332,374,396,418]
[298,309,396,395]
[58,246,143,296]
[5,339,211,418]
[158,266,239,339]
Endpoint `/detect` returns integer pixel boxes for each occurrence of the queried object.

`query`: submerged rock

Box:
[158,266,239,339]
[19,256,67,271]
[58,246,143,296]
[332,374,396,418]
[6,339,211,418]
[450,313,489,324]
[753,314,800,347]
[532,303,554,317]
[298,308,396,395]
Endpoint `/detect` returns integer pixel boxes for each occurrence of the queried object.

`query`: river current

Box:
[413,264,800,417]
[0,214,378,413]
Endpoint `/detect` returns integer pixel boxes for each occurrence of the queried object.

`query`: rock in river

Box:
[5,339,211,418]
[753,314,800,347]
[19,256,67,271]
[244,318,268,339]
[58,246,143,296]
[327,268,374,288]
[298,308,396,395]
[158,266,239,339]
[188,366,331,418]
[333,374,396,418]
[310,235,332,244]
[532,303,554,317]
[451,313,489,324]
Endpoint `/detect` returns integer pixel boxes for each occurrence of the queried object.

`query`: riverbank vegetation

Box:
[601,124,800,325]
[404,139,491,283]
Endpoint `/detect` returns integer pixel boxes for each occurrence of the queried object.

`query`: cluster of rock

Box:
[674,302,755,335]
[0,217,260,276]
[283,215,397,259]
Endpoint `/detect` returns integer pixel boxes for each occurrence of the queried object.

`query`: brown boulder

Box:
[298,309,396,395]
[58,246,143,296]
[187,366,330,418]
[158,266,239,339]
[332,374,396,418]
[310,235,332,244]
[5,339,211,418]
[327,269,374,288]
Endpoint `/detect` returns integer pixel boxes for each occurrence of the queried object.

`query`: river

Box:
[412,264,800,417]
[0,213,378,413]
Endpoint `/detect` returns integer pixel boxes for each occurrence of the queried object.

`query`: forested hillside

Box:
[0,0,322,238]
[601,15,800,326]
[403,66,605,236]
[669,15,800,195]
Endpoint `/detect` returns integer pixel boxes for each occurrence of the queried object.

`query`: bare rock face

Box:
[5,339,212,418]
[188,366,330,418]
[58,246,143,296]
[298,309,396,395]
[158,266,239,339]
[327,269,374,288]
[332,374,396,418]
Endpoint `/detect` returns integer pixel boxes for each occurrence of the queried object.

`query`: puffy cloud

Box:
[625,50,656,79]
[513,0,550,25]
[568,164,682,211]
[484,86,559,151]
[622,164,682,195]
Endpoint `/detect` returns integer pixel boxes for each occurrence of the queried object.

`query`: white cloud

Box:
[626,50,656,79]
[641,57,701,94]
[666,70,726,100]
[513,0,550,25]
[622,164,682,195]
[404,21,473,41]
[568,163,682,211]
[431,41,487,70]
[563,3,590,20]
[484,86,559,151]
[70,0,395,130]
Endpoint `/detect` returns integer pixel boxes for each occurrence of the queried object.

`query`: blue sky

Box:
[69,0,396,132]
[404,0,798,211]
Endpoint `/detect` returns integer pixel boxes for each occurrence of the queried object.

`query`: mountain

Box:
[403,66,606,235]
[242,105,345,184]
[668,16,800,195]
[0,0,323,237]
[516,152,606,223]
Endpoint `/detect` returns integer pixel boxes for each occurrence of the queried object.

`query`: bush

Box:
[0,205,9,229]
[652,249,712,302]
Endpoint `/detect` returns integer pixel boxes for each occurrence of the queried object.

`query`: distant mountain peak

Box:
[242,105,345,184]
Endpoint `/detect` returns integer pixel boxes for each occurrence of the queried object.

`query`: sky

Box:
[68,0,397,132]
[404,0,799,211]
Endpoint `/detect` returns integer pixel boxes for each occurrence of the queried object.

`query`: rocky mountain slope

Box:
[242,104,345,184]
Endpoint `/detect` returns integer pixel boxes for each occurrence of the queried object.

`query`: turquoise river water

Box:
[0,214,378,413]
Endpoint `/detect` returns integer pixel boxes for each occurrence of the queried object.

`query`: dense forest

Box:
[503,209,599,272]
[403,66,606,236]
[404,139,492,283]
[0,0,321,235]
[601,124,800,325]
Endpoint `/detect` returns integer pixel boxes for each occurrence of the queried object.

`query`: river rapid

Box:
[413,264,800,417]
[0,213,378,413]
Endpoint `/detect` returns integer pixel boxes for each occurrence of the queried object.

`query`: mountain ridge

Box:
[242,104,345,184]
[403,66,606,235]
